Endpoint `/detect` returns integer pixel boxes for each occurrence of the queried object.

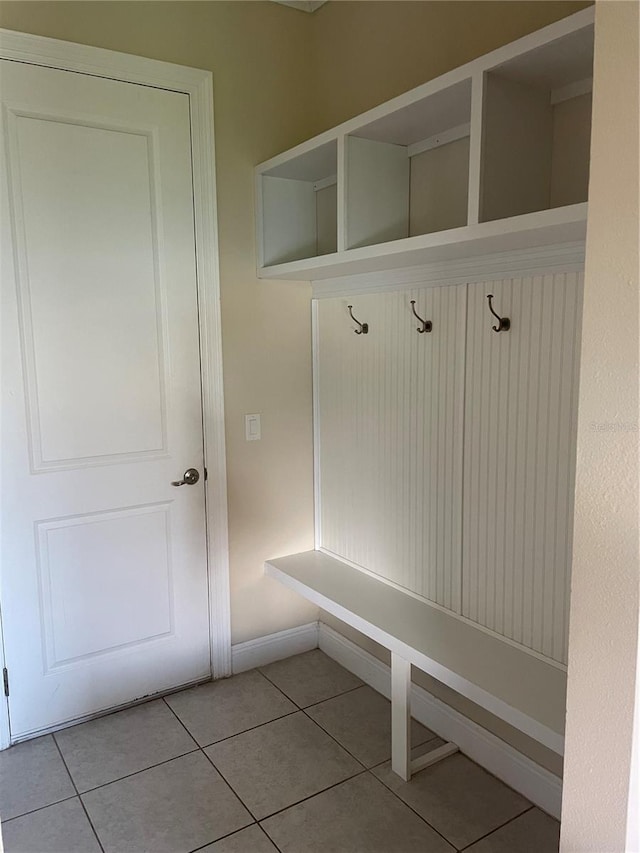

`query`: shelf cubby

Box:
[480,24,594,223]
[345,78,472,249]
[258,139,338,266]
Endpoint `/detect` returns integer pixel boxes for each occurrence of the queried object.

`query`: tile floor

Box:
[0,650,560,853]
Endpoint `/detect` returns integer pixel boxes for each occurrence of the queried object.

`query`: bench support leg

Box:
[411,741,459,774]
[391,652,411,781]
[391,651,459,782]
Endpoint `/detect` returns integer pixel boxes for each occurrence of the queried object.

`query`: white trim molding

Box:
[232,623,319,674]
[319,623,563,819]
[0,606,9,750]
[0,29,232,749]
[311,241,586,299]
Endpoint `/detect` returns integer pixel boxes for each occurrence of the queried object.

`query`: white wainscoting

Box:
[316,285,466,612]
[462,273,583,664]
[314,270,582,667]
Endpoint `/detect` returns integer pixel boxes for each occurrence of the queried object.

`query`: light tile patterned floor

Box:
[0,650,560,853]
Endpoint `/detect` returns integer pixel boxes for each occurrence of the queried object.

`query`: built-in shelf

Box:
[255,7,593,282]
[258,203,587,281]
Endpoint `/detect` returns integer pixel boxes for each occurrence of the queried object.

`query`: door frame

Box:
[0,28,232,749]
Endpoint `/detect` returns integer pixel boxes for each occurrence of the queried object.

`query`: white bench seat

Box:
[265,550,565,779]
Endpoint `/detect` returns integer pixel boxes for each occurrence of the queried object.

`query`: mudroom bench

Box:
[265,550,566,782]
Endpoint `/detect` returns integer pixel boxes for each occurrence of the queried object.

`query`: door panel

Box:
[1,60,210,738]
[37,505,173,668]
[10,112,167,467]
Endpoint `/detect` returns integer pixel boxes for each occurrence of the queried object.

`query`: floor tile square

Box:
[205,711,363,819]
[55,698,197,792]
[306,684,437,767]
[0,735,75,820]
[199,824,279,853]
[165,670,296,746]
[373,752,531,849]
[82,751,251,853]
[465,807,559,853]
[261,773,455,853]
[2,798,101,853]
[260,649,363,707]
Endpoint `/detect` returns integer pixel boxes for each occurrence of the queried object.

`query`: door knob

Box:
[171,468,200,487]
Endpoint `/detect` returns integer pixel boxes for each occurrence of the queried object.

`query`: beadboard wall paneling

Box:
[462,273,583,664]
[316,285,466,610]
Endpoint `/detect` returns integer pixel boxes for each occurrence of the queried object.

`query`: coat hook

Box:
[410,300,432,333]
[347,305,368,335]
[487,294,510,332]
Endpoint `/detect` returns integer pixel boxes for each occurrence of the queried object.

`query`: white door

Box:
[0,59,211,739]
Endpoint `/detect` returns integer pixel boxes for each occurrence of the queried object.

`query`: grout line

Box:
[192,690,371,828]
[161,695,215,744]
[165,671,370,829]
[200,746,259,823]
[254,669,304,710]
[162,694,300,750]
[298,683,364,709]
[299,706,367,769]
[457,804,536,851]
[51,733,105,853]
[199,715,365,827]
[301,692,440,771]
[72,748,202,795]
[200,708,300,749]
[257,663,365,712]
[257,821,284,853]
[368,763,460,851]
[0,794,78,825]
[187,821,259,853]
[197,709,300,748]
[370,750,538,853]
[255,768,370,823]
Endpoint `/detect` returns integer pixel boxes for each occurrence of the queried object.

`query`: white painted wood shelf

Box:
[258,205,587,281]
[265,550,566,755]
[255,8,593,282]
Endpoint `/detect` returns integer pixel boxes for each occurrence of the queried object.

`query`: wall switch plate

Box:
[245,413,261,441]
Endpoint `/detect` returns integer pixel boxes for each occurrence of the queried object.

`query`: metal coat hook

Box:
[347,305,368,335]
[487,294,510,332]
[410,300,432,334]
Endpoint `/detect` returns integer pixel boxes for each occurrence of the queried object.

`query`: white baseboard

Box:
[319,622,563,819]
[231,622,319,674]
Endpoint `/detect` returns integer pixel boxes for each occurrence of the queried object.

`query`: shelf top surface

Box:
[491,23,594,91]
[263,139,337,182]
[266,550,567,746]
[352,78,472,147]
